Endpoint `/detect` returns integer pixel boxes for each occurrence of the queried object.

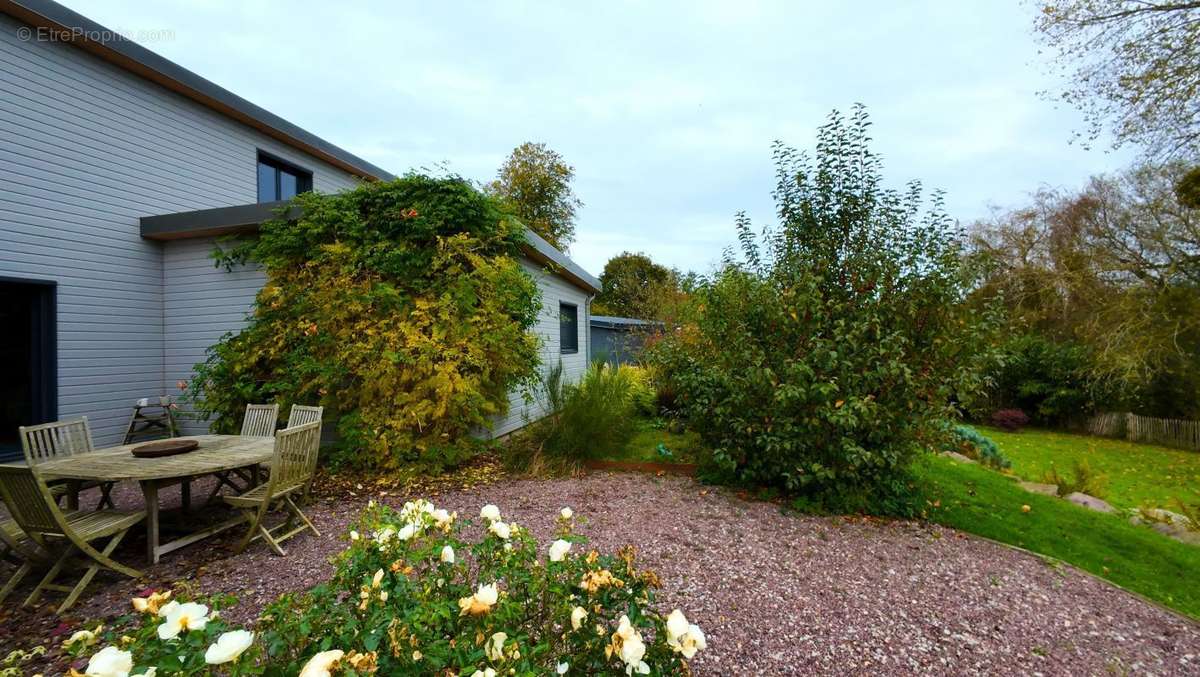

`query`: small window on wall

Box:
[256,152,312,202]
[559,302,579,354]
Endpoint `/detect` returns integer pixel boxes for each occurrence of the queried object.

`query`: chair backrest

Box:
[0,465,67,538]
[241,404,279,438]
[268,421,321,492]
[20,418,95,464]
[287,404,324,429]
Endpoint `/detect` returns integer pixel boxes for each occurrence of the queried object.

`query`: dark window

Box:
[560,302,578,354]
[256,152,312,202]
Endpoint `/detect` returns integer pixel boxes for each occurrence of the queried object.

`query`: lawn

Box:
[918,453,1200,619]
[612,418,707,464]
[980,426,1200,510]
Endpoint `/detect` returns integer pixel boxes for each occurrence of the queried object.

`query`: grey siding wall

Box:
[490,258,592,437]
[0,14,359,446]
[162,238,265,435]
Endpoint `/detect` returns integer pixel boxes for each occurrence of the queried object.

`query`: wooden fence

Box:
[1086,412,1200,451]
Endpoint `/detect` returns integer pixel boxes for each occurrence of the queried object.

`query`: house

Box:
[589,316,660,365]
[0,0,599,460]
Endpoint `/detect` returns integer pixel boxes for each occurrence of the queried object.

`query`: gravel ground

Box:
[3,471,1199,675]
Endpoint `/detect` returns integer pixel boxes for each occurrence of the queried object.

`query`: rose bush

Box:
[67,501,705,676]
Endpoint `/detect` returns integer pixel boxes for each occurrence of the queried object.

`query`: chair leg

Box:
[0,562,32,604]
[257,522,287,557]
[285,496,320,537]
[234,509,259,554]
[96,482,116,510]
[56,530,133,614]
[25,545,76,607]
[206,472,247,503]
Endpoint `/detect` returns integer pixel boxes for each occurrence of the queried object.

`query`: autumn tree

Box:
[970,161,1200,417]
[1034,0,1200,160]
[488,142,582,251]
[593,252,677,319]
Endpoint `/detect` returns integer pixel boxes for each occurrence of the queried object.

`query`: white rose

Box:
[432,509,454,528]
[157,602,209,640]
[665,609,706,658]
[570,606,588,630]
[204,630,255,665]
[485,631,507,661]
[548,539,572,562]
[475,582,498,606]
[84,646,133,677]
[488,520,511,540]
[560,507,573,519]
[398,523,417,541]
[557,662,570,674]
[441,545,455,563]
[298,649,344,677]
[480,504,501,522]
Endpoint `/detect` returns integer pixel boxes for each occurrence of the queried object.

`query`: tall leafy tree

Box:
[488,142,582,251]
[970,161,1200,416]
[594,251,676,319]
[1034,0,1200,160]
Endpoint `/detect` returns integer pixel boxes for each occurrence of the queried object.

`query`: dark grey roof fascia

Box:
[0,0,396,182]
[590,316,662,329]
[139,203,601,294]
[140,201,300,240]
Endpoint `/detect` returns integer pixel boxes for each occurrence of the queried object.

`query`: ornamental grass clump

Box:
[67,501,707,675]
[188,174,542,472]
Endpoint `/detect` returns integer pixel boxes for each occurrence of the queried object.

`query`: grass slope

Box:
[981,427,1200,510]
[918,454,1200,620]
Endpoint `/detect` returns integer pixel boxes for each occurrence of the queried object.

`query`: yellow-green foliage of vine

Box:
[189,175,541,471]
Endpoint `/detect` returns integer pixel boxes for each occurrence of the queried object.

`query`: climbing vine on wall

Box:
[188,174,542,471]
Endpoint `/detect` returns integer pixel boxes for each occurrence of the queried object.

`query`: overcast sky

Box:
[88,0,1134,276]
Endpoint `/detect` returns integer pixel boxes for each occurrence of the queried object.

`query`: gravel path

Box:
[3,471,1198,675]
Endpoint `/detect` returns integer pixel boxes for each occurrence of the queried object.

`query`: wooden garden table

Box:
[34,435,273,563]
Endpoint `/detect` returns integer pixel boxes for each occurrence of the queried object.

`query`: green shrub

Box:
[68,501,708,675]
[983,334,1104,426]
[946,424,1011,470]
[187,175,542,473]
[649,107,999,514]
[1044,459,1109,498]
[623,365,658,417]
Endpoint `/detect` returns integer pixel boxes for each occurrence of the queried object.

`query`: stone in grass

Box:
[1063,492,1116,514]
[1128,509,1200,546]
[1019,481,1059,497]
[941,451,977,464]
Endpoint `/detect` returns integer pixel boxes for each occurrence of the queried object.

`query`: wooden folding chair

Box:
[286,404,324,430]
[0,464,144,614]
[0,510,46,605]
[224,421,321,556]
[285,405,323,500]
[241,404,280,437]
[207,404,281,502]
[20,418,116,509]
